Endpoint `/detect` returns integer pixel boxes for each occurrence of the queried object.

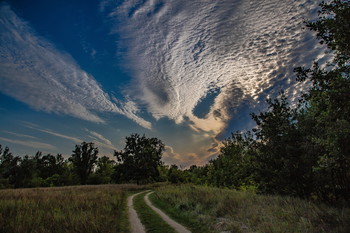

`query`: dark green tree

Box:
[306,0,350,64]
[294,0,350,203]
[0,145,21,188]
[88,156,115,184]
[210,131,257,190]
[69,142,98,185]
[114,134,164,184]
[167,164,186,184]
[15,154,41,187]
[37,153,65,179]
[251,93,315,197]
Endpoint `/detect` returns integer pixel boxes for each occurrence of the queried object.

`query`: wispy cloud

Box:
[87,130,113,146]
[26,124,82,144]
[107,0,329,134]
[0,136,55,150]
[85,129,119,152]
[25,124,118,154]
[2,130,38,140]
[0,3,151,129]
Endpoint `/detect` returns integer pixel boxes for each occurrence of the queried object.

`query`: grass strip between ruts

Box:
[148,192,210,233]
[133,191,177,233]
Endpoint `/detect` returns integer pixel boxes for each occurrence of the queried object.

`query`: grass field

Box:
[0,184,147,233]
[1,184,349,233]
[150,184,350,233]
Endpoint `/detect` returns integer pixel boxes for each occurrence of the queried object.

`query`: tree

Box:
[69,142,98,185]
[0,145,20,188]
[294,0,350,203]
[114,134,164,184]
[306,0,350,64]
[37,153,65,179]
[167,165,186,184]
[210,131,258,190]
[88,156,115,184]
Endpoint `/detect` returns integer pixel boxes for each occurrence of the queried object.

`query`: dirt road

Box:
[127,191,148,233]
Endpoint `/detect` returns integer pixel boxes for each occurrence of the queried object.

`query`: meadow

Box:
[1,184,349,233]
[150,185,350,233]
[0,184,146,233]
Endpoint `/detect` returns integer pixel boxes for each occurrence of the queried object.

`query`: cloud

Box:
[0,4,151,129]
[0,136,55,150]
[26,123,118,153]
[85,129,119,152]
[87,130,113,146]
[2,130,38,140]
[29,126,83,144]
[108,0,330,134]
[163,135,221,168]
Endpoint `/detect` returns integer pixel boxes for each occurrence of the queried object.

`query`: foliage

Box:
[69,142,99,185]
[209,131,257,190]
[306,0,350,64]
[114,134,165,184]
[0,145,20,188]
[88,156,115,184]
[167,165,187,184]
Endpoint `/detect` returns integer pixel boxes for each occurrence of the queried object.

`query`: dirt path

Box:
[127,191,148,233]
[144,191,191,233]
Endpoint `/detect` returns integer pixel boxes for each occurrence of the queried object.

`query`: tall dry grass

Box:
[0,184,145,233]
[151,185,350,233]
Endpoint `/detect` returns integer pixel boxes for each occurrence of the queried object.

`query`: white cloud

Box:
[2,130,38,140]
[109,0,330,134]
[163,134,221,168]
[0,4,151,129]
[26,124,119,155]
[27,126,82,144]
[0,136,55,150]
[86,129,113,146]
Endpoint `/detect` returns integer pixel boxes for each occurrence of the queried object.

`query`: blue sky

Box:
[0,0,329,167]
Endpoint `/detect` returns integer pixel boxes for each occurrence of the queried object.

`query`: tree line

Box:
[0,134,167,188]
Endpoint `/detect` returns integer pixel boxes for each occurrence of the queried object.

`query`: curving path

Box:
[144,191,191,233]
[127,191,148,233]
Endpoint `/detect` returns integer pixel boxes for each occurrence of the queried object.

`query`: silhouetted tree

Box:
[88,156,115,184]
[0,145,20,188]
[251,93,311,196]
[294,0,350,203]
[69,142,98,185]
[114,134,164,184]
[210,131,258,190]
[167,165,186,184]
[36,153,65,179]
[306,0,350,64]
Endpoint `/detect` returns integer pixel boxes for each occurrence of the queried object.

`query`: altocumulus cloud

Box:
[106,0,329,135]
[0,4,151,129]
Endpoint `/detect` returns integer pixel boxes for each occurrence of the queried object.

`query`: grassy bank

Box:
[0,184,146,233]
[150,184,350,233]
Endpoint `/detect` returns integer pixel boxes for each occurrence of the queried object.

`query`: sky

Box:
[0,0,330,167]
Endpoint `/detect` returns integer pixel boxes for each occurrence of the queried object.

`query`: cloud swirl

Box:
[109,0,329,134]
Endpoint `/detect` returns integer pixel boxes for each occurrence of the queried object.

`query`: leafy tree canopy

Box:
[69,142,98,185]
[114,133,164,184]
